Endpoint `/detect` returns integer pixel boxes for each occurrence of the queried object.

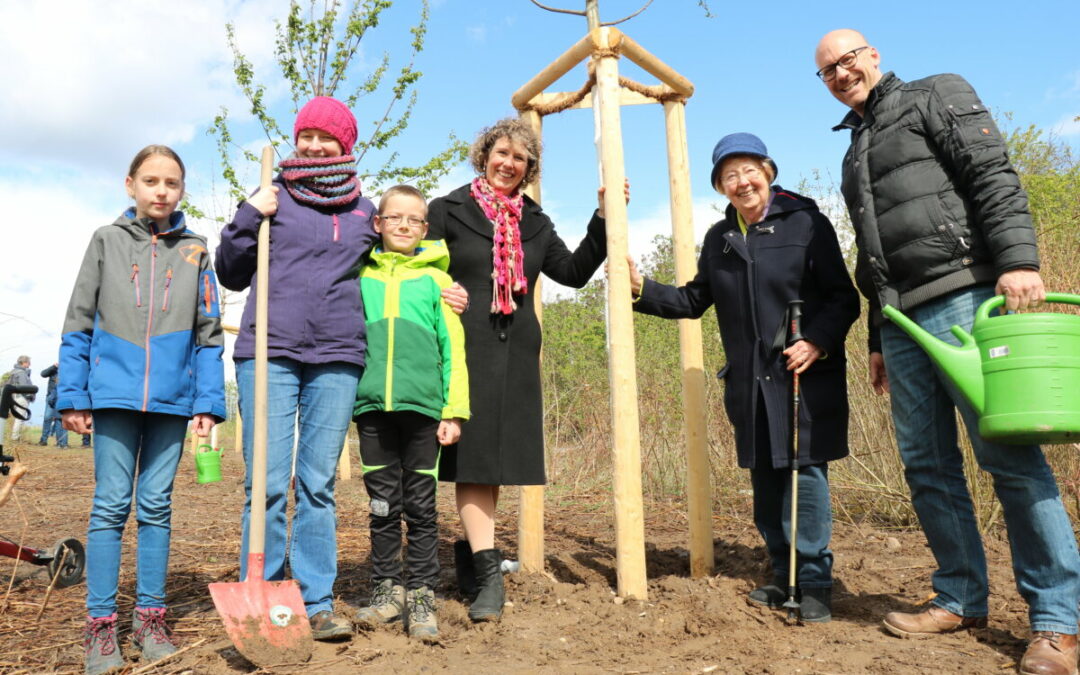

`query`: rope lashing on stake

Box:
[618,76,684,103]
[525,72,598,115]
[520,53,685,116]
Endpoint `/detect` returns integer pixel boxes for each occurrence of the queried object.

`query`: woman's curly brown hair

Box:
[469,118,541,189]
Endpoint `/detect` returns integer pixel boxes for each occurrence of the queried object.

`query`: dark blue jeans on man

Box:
[881,285,1080,634]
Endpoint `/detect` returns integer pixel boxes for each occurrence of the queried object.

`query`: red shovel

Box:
[210,146,313,665]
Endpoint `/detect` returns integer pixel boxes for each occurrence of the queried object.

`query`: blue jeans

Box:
[751,461,833,588]
[236,358,360,616]
[86,410,187,617]
[882,285,1080,633]
[39,405,68,447]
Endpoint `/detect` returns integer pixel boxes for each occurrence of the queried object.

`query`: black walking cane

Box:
[782,300,804,622]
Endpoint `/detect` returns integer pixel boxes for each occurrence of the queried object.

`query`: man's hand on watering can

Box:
[869,352,890,395]
[783,339,823,374]
[996,268,1046,312]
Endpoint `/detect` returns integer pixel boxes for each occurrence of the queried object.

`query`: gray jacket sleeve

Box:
[57,231,104,411]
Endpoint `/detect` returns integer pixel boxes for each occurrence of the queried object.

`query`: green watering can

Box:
[882,293,1080,445]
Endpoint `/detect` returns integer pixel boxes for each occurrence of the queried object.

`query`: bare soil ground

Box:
[0,444,1040,674]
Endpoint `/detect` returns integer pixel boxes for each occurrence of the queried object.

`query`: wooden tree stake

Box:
[663,100,713,576]
[234,412,243,454]
[518,109,546,574]
[595,27,647,600]
[338,433,352,481]
[511,34,596,110]
[510,6,703,597]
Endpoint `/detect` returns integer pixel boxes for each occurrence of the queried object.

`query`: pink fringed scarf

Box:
[471,177,527,314]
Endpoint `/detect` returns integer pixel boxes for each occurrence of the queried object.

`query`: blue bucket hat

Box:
[709,132,778,191]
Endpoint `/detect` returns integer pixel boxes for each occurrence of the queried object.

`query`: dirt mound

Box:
[0,446,1035,673]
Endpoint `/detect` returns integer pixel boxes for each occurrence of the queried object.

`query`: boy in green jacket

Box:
[352,184,469,641]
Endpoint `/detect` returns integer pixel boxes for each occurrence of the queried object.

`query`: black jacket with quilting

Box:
[834,71,1039,352]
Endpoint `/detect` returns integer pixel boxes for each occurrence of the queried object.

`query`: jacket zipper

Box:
[161,268,172,311]
[332,214,340,242]
[384,258,400,410]
[203,272,214,313]
[142,235,158,411]
[131,264,141,306]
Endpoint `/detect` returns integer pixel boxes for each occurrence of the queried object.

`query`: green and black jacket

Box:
[353,240,470,421]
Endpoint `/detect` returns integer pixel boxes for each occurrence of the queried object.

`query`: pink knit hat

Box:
[294,97,357,153]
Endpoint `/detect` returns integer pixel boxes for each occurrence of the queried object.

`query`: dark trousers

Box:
[356,410,440,590]
[748,396,833,588]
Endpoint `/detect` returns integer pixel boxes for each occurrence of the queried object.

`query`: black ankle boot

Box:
[468,549,505,622]
[454,540,478,601]
[800,587,832,623]
[748,577,787,609]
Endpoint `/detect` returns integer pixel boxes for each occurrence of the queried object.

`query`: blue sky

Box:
[1,0,1077,421]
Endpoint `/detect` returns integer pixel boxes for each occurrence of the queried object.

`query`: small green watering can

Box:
[882,293,1080,445]
[195,443,223,484]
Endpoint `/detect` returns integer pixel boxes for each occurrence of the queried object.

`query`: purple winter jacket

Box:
[215,177,378,367]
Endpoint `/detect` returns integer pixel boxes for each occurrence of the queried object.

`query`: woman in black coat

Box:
[426,117,623,622]
[629,133,858,622]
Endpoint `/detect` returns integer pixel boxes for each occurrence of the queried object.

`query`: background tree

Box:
[210,0,467,202]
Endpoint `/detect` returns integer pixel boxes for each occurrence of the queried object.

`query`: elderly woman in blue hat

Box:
[628,133,859,621]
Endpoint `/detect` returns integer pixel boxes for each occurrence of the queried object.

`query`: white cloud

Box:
[0,0,293,411]
[0,181,116,396]
[1051,113,1080,137]
[0,1,280,177]
[466,25,487,42]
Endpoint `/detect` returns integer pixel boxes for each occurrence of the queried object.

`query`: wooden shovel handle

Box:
[0,462,28,509]
[248,146,274,559]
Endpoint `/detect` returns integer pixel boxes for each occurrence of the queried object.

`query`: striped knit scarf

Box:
[279,154,360,207]
[471,176,526,315]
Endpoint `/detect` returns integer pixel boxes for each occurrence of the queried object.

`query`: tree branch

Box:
[527,0,585,16]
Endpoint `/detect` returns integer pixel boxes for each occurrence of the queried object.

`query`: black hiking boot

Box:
[454,540,478,601]
[800,587,832,623]
[748,578,787,609]
[468,549,505,622]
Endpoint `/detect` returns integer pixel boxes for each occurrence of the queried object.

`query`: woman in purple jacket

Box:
[215,97,377,640]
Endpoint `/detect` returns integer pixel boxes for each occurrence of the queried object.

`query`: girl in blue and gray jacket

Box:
[58,145,225,675]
